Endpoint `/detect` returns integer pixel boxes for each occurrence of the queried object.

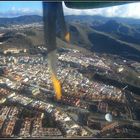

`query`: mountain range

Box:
[0,15,42,26]
[0,15,140,26]
[0,15,140,62]
[67,16,140,62]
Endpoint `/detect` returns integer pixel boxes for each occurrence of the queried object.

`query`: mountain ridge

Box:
[0,15,140,25]
[0,14,140,62]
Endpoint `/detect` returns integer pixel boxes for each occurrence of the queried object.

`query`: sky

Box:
[0,1,140,19]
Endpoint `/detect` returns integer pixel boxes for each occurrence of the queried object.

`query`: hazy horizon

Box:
[0,1,140,19]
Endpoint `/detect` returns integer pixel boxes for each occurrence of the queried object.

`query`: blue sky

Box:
[0,1,140,19]
[0,1,42,17]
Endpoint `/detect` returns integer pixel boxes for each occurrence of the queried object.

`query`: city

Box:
[0,47,140,138]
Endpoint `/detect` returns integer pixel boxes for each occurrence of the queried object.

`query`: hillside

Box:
[0,15,42,26]
[69,22,140,62]
[0,15,140,62]
[65,15,140,25]
[92,20,140,45]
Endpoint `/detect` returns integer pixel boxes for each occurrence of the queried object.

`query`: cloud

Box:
[63,2,140,19]
[11,6,16,11]
[0,7,42,17]
[0,2,140,19]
